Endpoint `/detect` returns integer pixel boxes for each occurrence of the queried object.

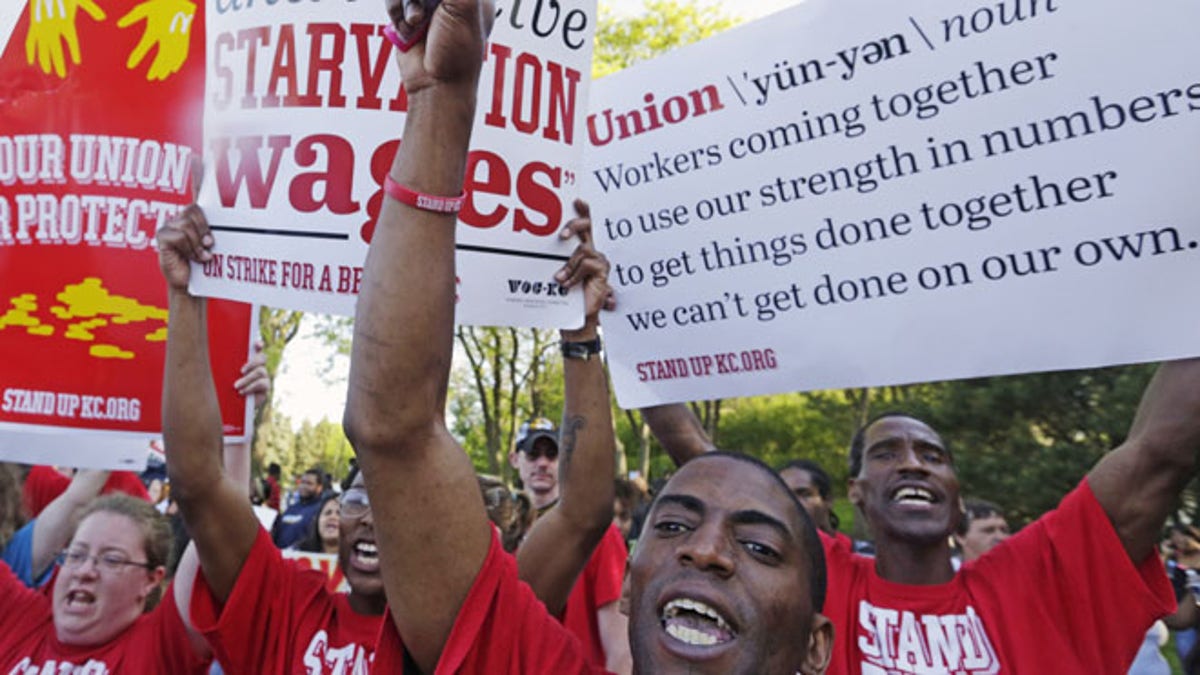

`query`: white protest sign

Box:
[193,0,593,329]
[584,0,1200,409]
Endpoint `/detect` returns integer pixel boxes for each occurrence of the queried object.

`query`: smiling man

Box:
[343,1,833,673]
[647,376,1199,674]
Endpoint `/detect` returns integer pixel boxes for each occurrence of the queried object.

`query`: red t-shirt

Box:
[0,560,209,674]
[190,527,382,674]
[22,466,151,518]
[822,478,1175,674]
[562,524,628,667]
[373,529,610,674]
[266,475,282,512]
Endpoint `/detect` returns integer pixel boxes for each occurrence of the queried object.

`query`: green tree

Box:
[454,327,560,483]
[254,410,297,481]
[253,307,305,475]
[294,417,354,481]
[593,0,740,78]
[898,365,1157,527]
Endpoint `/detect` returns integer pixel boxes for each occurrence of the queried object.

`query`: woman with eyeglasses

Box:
[0,493,212,672]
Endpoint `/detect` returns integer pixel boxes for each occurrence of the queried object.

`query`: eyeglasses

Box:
[340,488,370,517]
[60,548,154,573]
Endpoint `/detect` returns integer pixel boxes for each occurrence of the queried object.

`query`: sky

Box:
[273,0,808,428]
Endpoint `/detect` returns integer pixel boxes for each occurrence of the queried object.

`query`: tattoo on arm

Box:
[559,415,586,477]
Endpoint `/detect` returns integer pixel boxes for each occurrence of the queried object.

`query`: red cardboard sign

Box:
[0,0,253,468]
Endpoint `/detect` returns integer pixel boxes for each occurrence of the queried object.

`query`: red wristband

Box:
[383,175,466,214]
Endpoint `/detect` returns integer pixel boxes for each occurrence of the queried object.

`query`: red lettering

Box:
[513,161,560,236]
[350,24,393,110]
[544,60,579,144]
[263,24,302,107]
[290,134,359,214]
[213,32,236,109]
[236,27,271,109]
[483,42,578,146]
[483,43,514,129]
[212,135,293,209]
[460,149,511,230]
[299,23,347,108]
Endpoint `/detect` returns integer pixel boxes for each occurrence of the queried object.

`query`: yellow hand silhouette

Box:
[25,0,107,78]
[117,0,196,81]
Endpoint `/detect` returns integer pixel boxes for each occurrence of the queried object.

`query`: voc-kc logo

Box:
[25,0,196,80]
[0,277,167,359]
[506,279,568,298]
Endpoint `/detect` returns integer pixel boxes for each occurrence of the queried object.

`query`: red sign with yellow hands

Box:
[0,0,253,469]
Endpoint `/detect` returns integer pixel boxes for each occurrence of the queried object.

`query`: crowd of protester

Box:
[1,1,1198,673]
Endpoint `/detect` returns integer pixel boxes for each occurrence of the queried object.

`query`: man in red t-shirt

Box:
[561,524,630,672]
[513,420,633,673]
[157,109,628,675]
[344,4,835,674]
[156,213,389,672]
[645,364,1200,673]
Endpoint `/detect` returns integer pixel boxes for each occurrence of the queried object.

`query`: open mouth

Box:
[661,598,736,647]
[65,589,96,609]
[350,541,380,572]
[890,486,937,505]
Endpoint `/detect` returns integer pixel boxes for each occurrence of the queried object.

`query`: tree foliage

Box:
[452,327,562,482]
[251,307,304,475]
[593,0,740,77]
[898,365,1157,527]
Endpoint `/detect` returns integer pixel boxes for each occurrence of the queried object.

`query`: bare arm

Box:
[517,200,616,615]
[173,349,268,633]
[29,469,108,578]
[158,210,262,603]
[340,2,491,671]
[597,601,633,675]
[641,403,716,467]
[1089,359,1200,562]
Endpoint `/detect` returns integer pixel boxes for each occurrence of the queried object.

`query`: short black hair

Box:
[665,452,827,613]
[778,459,839,531]
[268,462,281,476]
[848,412,949,478]
[956,498,1005,536]
[779,459,832,500]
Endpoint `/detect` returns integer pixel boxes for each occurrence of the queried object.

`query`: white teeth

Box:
[355,543,378,555]
[663,598,731,631]
[665,623,720,646]
[67,590,95,604]
[893,487,934,503]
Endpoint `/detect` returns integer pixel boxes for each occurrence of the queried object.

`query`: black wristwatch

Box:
[561,337,602,360]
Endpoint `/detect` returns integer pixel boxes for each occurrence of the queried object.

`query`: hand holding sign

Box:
[235,342,269,409]
[555,199,615,339]
[157,205,213,292]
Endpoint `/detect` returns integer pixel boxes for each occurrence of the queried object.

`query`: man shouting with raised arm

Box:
[342,1,834,673]
[643,357,1199,673]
